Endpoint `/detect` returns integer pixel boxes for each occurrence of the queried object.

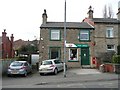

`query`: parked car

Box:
[39,59,65,75]
[7,61,32,77]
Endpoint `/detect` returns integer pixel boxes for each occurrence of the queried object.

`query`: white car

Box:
[39,59,64,75]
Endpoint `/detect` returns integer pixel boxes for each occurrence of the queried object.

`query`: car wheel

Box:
[7,74,11,77]
[54,68,58,75]
[23,72,27,77]
[40,73,44,76]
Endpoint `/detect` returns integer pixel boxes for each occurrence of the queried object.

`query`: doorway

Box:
[81,47,90,65]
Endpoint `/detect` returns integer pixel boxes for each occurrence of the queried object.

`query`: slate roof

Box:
[92,18,120,24]
[40,22,94,29]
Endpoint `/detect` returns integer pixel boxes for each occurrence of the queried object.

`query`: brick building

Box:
[39,10,94,68]
[1,29,14,59]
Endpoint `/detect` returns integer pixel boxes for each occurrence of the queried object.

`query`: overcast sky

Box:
[0,0,119,41]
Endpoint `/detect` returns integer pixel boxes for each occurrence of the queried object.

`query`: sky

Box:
[0,0,119,41]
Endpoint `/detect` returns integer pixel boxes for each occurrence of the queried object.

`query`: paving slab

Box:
[68,69,102,75]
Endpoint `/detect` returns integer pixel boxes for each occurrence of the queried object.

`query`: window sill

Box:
[50,40,61,41]
[107,49,115,51]
[68,60,79,62]
[79,40,91,42]
[106,37,114,39]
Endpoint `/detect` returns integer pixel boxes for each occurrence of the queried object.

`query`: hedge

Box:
[112,55,120,64]
[117,45,120,55]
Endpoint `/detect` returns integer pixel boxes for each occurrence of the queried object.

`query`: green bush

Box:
[96,51,115,63]
[117,45,120,55]
[112,55,120,64]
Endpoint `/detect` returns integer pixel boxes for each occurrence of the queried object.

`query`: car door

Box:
[58,60,63,70]
[54,60,63,71]
[24,62,31,73]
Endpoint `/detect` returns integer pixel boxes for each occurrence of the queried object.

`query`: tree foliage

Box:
[103,4,114,18]
[117,45,120,55]
[18,40,39,54]
[96,51,116,63]
[112,55,120,64]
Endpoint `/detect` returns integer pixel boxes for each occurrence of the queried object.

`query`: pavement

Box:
[33,68,119,85]
[68,68,102,75]
[2,68,120,88]
[31,68,120,88]
[50,68,120,86]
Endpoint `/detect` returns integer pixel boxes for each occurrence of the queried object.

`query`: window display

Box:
[69,48,78,60]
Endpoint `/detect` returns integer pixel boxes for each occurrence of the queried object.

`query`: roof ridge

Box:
[93,18,118,20]
[47,21,82,23]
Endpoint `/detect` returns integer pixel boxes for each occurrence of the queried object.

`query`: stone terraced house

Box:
[39,2,120,68]
[83,4,120,63]
[39,9,95,68]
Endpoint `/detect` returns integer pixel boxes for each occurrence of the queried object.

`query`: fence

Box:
[0,59,16,75]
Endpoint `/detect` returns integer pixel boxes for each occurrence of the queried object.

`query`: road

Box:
[2,69,120,89]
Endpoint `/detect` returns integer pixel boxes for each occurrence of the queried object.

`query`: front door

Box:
[81,47,90,65]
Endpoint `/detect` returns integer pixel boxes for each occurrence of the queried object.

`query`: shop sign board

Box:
[66,43,88,48]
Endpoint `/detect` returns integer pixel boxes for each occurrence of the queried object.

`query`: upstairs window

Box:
[50,30,60,40]
[106,27,114,38]
[79,30,90,41]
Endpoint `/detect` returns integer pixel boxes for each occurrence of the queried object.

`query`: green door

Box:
[81,47,90,65]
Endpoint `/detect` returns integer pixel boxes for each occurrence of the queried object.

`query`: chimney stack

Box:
[2,29,7,37]
[10,34,14,43]
[42,9,47,24]
[87,6,94,19]
[10,34,14,58]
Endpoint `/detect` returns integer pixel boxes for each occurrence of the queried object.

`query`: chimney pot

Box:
[42,9,47,24]
[87,6,94,19]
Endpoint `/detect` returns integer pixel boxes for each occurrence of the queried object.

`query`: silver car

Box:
[39,59,64,75]
[7,61,32,77]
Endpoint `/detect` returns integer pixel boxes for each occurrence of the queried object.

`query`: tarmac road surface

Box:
[2,69,120,88]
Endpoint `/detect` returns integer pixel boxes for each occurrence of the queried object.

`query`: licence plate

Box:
[12,71,18,74]
[42,68,47,71]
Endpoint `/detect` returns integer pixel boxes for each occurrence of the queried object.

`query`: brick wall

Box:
[2,30,14,59]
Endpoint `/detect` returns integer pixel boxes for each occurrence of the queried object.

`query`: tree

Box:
[108,5,114,18]
[103,5,108,18]
[103,4,114,18]
[17,40,39,54]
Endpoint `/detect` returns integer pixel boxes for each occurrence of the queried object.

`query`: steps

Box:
[82,65,92,69]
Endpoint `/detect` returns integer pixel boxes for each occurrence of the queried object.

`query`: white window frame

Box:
[69,48,78,61]
[106,27,114,38]
[107,45,115,51]
[50,30,60,40]
[80,30,89,41]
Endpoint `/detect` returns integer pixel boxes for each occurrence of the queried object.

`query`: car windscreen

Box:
[42,61,52,65]
[11,62,23,66]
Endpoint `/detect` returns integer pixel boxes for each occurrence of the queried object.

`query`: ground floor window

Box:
[107,45,115,51]
[69,48,78,61]
[49,47,61,59]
